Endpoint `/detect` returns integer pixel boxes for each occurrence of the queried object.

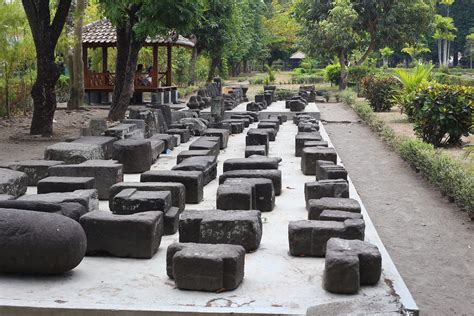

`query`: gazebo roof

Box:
[82,20,195,48]
[290,51,306,60]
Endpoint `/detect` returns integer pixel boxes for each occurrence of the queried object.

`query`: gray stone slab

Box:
[0,168,28,198]
[167,243,245,292]
[177,150,214,164]
[112,188,172,215]
[316,162,348,181]
[113,139,152,174]
[324,238,382,294]
[72,136,117,160]
[0,194,14,201]
[219,169,282,196]
[37,176,95,194]
[0,199,87,222]
[80,210,164,259]
[105,124,137,139]
[179,209,262,252]
[167,129,191,143]
[202,129,230,149]
[172,156,217,186]
[308,197,361,220]
[45,142,104,164]
[150,134,177,151]
[301,147,338,175]
[141,170,204,204]
[223,157,279,172]
[18,189,99,213]
[320,210,363,222]
[295,132,322,157]
[216,183,253,210]
[245,145,267,158]
[246,130,270,152]
[305,179,349,203]
[256,128,276,141]
[0,208,86,274]
[223,178,275,212]
[288,219,365,257]
[163,206,182,235]
[8,160,65,186]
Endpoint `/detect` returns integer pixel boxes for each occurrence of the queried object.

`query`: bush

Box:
[291,74,324,84]
[348,65,375,86]
[276,89,296,100]
[324,63,344,85]
[360,75,401,112]
[338,89,357,106]
[432,72,474,87]
[409,83,473,147]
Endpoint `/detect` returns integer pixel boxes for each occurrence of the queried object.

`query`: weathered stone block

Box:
[177,150,214,164]
[0,194,14,201]
[246,130,270,152]
[8,160,64,185]
[316,160,348,181]
[18,189,99,213]
[308,197,361,220]
[216,183,253,210]
[324,238,381,294]
[245,145,267,157]
[163,206,181,235]
[288,219,365,257]
[258,122,279,133]
[0,199,87,222]
[0,168,28,197]
[304,179,349,203]
[189,137,220,156]
[219,169,282,196]
[167,128,191,143]
[0,208,86,274]
[150,140,166,161]
[179,209,262,252]
[172,156,217,185]
[37,176,95,194]
[112,188,172,215]
[290,100,306,112]
[320,210,363,222]
[72,136,117,160]
[202,128,230,149]
[141,170,204,204]
[113,139,152,174]
[79,210,164,259]
[151,134,177,151]
[45,142,104,164]
[223,178,275,212]
[105,123,140,139]
[223,157,279,172]
[301,147,338,175]
[167,243,245,292]
[295,132,323,157]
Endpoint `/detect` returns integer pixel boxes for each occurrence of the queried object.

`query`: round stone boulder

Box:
[0,208,87,274]
[113,139,153,174]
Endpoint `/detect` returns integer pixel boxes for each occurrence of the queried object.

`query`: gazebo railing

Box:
[84,71,169,91]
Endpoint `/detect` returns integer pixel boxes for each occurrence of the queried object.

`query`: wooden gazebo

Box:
[82,20,195,93]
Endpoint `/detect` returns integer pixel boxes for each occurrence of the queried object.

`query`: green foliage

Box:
[292,74,324,84]
[409,83,473,147]
[264,64,276,83]
[348,65,375,85]
[276,89,296,101]
[360,75,401,112]
[337,89,357,105]
[324,64,343,85]
[432,72,474,87]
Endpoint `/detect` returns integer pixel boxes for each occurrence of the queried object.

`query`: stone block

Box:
[290,100,306,112]
[163,206,181,235]
[231,115,250,127]
[179,210,262,252]
[48,160,123,200]
[0,168,28,197]
[150,134,177,151]
[0,208,86,274]
[88,118,108,136]
[245,145,267,157]
[223,178,275,212]
[304,179,349,203]
[316,160,348,181]
[0,194,14,201]
[167,243,245,292]
[320,210,363,222]
[109,182,185,212]
[223,157,279,172]
[303,140,328,150]
[0,199,87,222]
[301,147,338,175]
[246,130,270,152]
[37,176,95,194]
[167,128,191,143]
[105,123,139,139]
[141,170,204,204]
[216,183,253,210]
[172,156,217,186]
[72,136,117,160]
[219,169,282,196]
[221,120,245,134]
[288,219,365,257]
[150,139,166,161]
[18,189,99,213]
[113,139,152,174]
[112,188,172,215]
[202,129,230,149]
[79,210,164,259]
[45,142,104,164]
[324,238,382,294]
[308,197,361,220]
[295,133,322,157]
[258,122,279,133]
[8,160,64,185]
[254,128,276,142]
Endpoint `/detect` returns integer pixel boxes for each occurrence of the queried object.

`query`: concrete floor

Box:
[0,103,414,315]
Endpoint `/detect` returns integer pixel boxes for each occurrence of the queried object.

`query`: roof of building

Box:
[82,20,195,48]
[290,51,306,60]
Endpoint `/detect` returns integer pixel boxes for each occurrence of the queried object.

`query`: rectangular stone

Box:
[167,129,191,143]
[223,178,275,212]
[189,137,220,156]
[295,132,322,157]
[301,147,338,175]
[37,176,95,194]
[202,129,230,149]
[177,150,213,164]
[79,210,163,259]
[172,156,217,186]
[304,179,349,203]
[45,142,104,164]
[246,130,269,153]
[219,169,282,196]
[18,189,99,213]
[105,124,138,139]
[223,157,279,172]
[319,210,363,222]
[255,128,276,141]
[307,197,361,220]
[316,160,348,181]
[112,188,172,215]
[141,170,204,204]
[150,134,177,151]
[245,145,267,158]
[72,136,117,160]
[8,160,64,186]
[216,183,253,210]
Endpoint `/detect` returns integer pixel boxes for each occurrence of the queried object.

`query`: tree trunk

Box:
[453,49,458,66]
[339,52,347,90]
[207,56,220,82]
[437,40,442,67]
[188,46,198,85]
[243,60,248,73]
[108,20,144,121]
[67,0,86,110]
[356,39,376,66]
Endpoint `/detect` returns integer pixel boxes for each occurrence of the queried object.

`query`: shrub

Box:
[291,74,324,84]
[324,63,344,85]
[276,89,296,101]
[432,72,474,87]
[409,83,473,147]
[360,75,401,112]
[348,65,375,86]
[338,89,357,106]
[322,92,330,103]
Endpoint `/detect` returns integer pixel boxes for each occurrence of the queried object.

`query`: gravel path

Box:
[319,102,474,315]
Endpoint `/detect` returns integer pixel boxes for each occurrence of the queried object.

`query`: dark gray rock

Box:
[172,156,217,186]
[113,139,153,174]
[222,178,275,212]
[105,123,139,139]
[141,170,204,204]
[112,188,172,215]
[8,160,64,185]
[0,194,14,201]
[203,129,230,149]
[219,169,282,196]
[189,137,220,156]
[245,145,267,158]
[0,200,87,222]
[308,197,361,220]
[177,150,213,164]
[216,183,253,210]
[72,136,117,160]
[37,176,95,194]
[80,210,163,259]
[167,128,191,143]
[150,139,166,161]
[18,189,99,213]
[167,243,245,291]
[180,118,208,136]
[0,168,28,197]
[256,128,277,141]
[246,130,270,153]
[88,118,108,136]
[295,132,322,157]
[223,157,279,172]
[45,142,104,164]
[288,219,365,257]
[301,147,338,175]
[0,208,86,274]
[316,160,348,181]
[324,238,381,294]
[290,100,306,112]
[258,121,279,133]
[150,134,177,151]
[163,206,181,235]
[179,209,262,252]
[320,210,363,222]
[304,179,349,203]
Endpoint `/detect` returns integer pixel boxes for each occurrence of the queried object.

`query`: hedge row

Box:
[351,99,474,218]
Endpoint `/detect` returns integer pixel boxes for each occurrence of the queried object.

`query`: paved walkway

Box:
[318,102,474,315]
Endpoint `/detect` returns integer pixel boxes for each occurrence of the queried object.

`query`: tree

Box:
[466,32,474,69]
[448,0,474,66]
[22,0,73,136]
[433,14,457,68]
[379,47,394,68]
[67,0,87,110]
[402,42,431,64]
[300,0,358,90]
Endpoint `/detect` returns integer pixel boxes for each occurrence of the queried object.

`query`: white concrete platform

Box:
[0,121,416,315]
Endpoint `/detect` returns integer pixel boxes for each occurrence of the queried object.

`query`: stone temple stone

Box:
[18,189,99,213]
[245,145,267,158]
[295,133,322,157]
[288,219,365,257]
[172,156,217,186]
[112,188,171,215]
[216,182,253,210]
[0,194,14,201]
[307,197,361,220]
[304,179,349,203]
[220,178,275,212]
[223,157,280,172]
[72,136,117,160]
[219,169,282,196]
[179,209,262,252]
[319,210,363,222]
[202,128,230,149]
[113,139,153,174]
[167,243,245,292]
[177,150,214,164]
[0,208,86,274]
[45,142,104,164]
[301,147,338,176]
[37,176,95,194]
[8,160,64,185]
[0,168,28,198]
[324,238,382,294]
[0,199,87,222]
[79,210,164,259]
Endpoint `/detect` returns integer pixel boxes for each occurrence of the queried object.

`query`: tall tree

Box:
[100,0,203,121]
[466,32,474,69]
[22,0,73,136]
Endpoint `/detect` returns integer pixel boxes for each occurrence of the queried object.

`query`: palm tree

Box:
[402,43,431,64]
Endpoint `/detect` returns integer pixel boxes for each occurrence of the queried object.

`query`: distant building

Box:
[289,51,306,69]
